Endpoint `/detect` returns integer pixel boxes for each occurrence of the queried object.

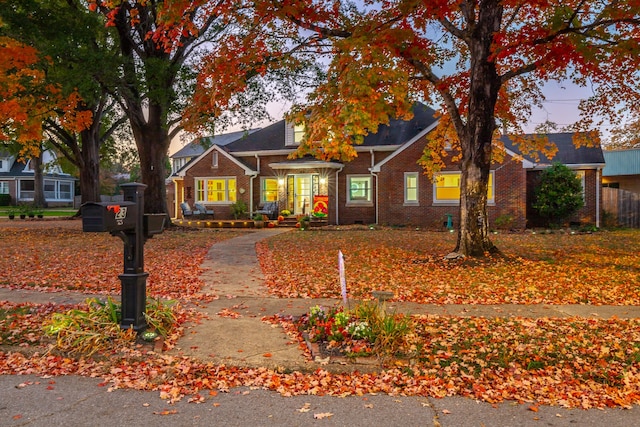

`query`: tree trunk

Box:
[454,0,503,256]
[32,153,47,208]
[129,103,170,214]
[78,128,101,204]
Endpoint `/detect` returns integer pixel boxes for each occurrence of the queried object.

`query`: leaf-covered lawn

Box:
[3,224,640,409]
[0,225,239,300]
[257,230,640,305]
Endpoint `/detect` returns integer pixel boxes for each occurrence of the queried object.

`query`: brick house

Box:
[169,104,605,228]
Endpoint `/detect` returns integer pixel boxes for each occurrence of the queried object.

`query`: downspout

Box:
[596,167,601,228]
[335,166,344,225]
[250,154,261,214]
[370,149,378,225]
[371,171,379,225]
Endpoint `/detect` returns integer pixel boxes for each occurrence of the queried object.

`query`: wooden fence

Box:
[602,187,640,228]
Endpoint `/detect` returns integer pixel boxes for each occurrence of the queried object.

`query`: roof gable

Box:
[171,129,259,159]
[175,144,256,177]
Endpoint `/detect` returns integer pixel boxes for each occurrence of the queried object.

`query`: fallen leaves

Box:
[0,226,240,300]
[257,230,640,305]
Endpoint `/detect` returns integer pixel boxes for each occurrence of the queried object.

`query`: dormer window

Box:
[294,124,305,144]
[212,150,219,168]
[285,122,306,146]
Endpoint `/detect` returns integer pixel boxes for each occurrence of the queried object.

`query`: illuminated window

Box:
[404,172,418,204]
[294,124,305,144]
[196,178,236,203]
[347,175,372,204]
[434,172,494,204]
[261,178,278,202]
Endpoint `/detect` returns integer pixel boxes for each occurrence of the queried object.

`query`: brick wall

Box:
[376,136,528,229]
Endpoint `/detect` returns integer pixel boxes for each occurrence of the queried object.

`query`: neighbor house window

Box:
[404,172,419,205]
[261,178,278,202]
[212,151,219,168]
[434,172,494,204]
[59,182,72,200]
[347,175,372,205]
[195,177,236,203]
[19,180,35,199]
[0,182,8,194]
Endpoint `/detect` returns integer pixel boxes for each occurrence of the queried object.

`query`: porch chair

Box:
[180,202,200,218]
[194,203,214,218]
[254,201,278,220]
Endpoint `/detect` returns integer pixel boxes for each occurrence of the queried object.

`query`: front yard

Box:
[2,223,640,408]
[257,229,640,305]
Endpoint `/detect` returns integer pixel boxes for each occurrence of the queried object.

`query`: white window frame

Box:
[260,177,278,203]
[404,172,419,205]
[347,175,373,206]
[0,181,9,194]
[195,177,237,204]
[433,171,495,205]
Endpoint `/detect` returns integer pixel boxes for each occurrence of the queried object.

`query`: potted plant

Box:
[252,213,265,228]
[18,204,28,219]
[7,207,17,220]
[35,208,44,219]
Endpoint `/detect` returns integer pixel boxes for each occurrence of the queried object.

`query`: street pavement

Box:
[1,223,640,426]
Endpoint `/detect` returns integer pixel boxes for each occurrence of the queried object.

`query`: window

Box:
[347,175,372,204]
[195,178,236,203]
[212,151,219,168]
[44,180,56,199]
[261,178,278,202]
[59,182,72,200]
[404,172,419,205]
[294,124,305,144]
[0,182,8,194]
[286,122,306,146]
[434,172,494,204]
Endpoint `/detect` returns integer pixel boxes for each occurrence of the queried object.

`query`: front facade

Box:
[169,106,605,229]
[0,150,75,207]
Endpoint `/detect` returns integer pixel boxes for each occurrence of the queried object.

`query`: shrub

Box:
[0,194,11,206]
[532,163,584,226]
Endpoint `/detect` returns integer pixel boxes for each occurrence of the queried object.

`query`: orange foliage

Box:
[0,37,91,155]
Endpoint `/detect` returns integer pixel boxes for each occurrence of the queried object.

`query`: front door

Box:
[287,174,313,215]
[294,174,311,215]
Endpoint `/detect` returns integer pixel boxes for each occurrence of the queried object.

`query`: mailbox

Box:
[144,213,166,237]
[81,202,138,233]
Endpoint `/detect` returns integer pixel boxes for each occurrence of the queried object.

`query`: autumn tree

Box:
[230,0,640,256]
[0,0,123,204]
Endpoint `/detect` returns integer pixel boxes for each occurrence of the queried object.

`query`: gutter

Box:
[596,167,601,228]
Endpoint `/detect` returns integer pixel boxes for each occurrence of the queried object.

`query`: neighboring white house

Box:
[0,150,75,206]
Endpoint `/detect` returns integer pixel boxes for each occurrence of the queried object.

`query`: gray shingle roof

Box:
[501,132,605,166]
[172,129,259,158]
[225,103,438,153]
